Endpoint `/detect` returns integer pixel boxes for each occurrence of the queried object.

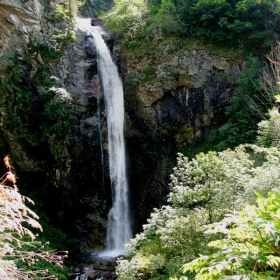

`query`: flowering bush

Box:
[118,143,280,279]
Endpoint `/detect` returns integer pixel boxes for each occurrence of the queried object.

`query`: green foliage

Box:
[118,142,280,279]
[0,50,76,145]
[183,192,280,279]
[102,0,148,39]
[16,258,70,280]
[169,147,253,216]
[26,29,73,63]
[190,0,232,42]
[0,4,77,278]
[257,108,280,148]
[149,0,161,15]
[189,0,280,51]
[41,87,76,141]
[54,3,72,20]
[49,0,85,21]
[103,0,280,54]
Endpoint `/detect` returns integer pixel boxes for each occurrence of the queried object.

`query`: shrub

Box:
[257,108,280,148]
[102,0,148,39]
[41,87,76,141]
[118,144,280,279]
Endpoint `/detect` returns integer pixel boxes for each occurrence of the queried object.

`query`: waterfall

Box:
[97,98,105,188]
[77,18,132,253]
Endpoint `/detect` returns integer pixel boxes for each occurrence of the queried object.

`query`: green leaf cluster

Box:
[101,0,280,53]
[257,108,280,148]
[102,0,148,38]
[183,191,280,279]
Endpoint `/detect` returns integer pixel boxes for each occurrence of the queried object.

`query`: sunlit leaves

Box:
[119,143,280,279]
[257,108,280,148]
[169,146,254,221]
[103,0,148,38]
[183,192,280,279]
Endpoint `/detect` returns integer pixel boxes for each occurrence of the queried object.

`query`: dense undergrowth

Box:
[100,0,280,56]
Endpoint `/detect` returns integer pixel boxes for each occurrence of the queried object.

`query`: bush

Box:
[41,87,76,141]
[118,144,280,279]
[257,108,280,148]
[102,0,148,39]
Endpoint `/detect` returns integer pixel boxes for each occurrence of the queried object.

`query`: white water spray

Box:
[77,18,132,254]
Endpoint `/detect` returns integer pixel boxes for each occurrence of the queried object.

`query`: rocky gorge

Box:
[0,0,244,252]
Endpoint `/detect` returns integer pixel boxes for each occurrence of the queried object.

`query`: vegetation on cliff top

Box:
[101,0,280,56]
[99,0,280,155]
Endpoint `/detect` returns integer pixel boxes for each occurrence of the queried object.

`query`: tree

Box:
[257,108,280,148]
[190,0,233,42]
[102,0,148,39]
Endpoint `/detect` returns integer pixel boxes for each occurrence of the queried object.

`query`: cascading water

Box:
[77,18,132,254]
[97,98,105,188]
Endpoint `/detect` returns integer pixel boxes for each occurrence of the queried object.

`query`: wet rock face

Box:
[46,28,111,251]
[67,253,122,280]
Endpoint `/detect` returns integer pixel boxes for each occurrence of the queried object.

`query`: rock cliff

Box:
[0,1,244,251]
[123,43,243,231]
[0,0,42,57]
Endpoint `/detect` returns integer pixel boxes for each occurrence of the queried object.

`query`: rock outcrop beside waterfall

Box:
[123,43,243,231]
[0,1,244,251]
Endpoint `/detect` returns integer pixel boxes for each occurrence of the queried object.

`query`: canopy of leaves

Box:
[102,0,148,38]
[183,191,280,279]
[101,0,280,53]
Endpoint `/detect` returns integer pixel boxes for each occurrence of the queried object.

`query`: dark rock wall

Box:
[122,49,243,232]
[47,29,112,251]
